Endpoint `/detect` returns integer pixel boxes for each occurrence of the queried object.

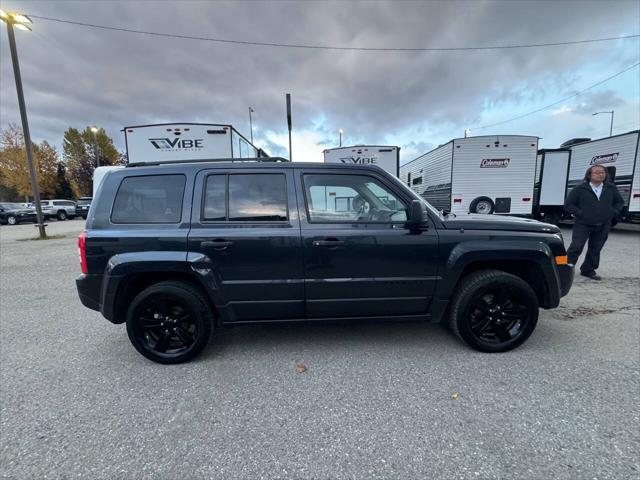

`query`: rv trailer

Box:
[565,130,639,222]
[323,145,400,177]
[123,123,267,165]
[400,135,538,215]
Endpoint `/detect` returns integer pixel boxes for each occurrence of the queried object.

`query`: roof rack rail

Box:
[126,157,290,167]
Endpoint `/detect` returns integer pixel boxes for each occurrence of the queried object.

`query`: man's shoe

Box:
[580,271,602,281]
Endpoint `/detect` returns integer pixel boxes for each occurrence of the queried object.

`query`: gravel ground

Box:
[1,220,639,479]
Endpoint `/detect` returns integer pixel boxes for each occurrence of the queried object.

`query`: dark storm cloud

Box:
[1,0,638,152]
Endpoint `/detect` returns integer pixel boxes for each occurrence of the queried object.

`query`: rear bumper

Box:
[76,273,101,312]
[557,264,574,298]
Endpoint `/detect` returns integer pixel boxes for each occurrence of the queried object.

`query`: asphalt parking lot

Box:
[1,220,638,479]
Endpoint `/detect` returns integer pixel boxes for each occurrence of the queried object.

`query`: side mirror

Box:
[406,199,429,230]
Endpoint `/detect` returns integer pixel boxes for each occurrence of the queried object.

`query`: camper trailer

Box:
[400,135,538,215]
[323,145,400,177]
[123,123,266,165]
[532,149,571,224]
[565,130,639,222]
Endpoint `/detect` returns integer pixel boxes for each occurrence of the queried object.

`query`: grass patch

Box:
[16,234,68,242]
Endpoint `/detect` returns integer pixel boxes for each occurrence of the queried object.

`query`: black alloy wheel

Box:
[126,281,213,364]
[467,288,530,344]
[448,270,539,352]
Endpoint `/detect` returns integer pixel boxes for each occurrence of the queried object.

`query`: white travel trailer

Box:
[400,135,539,215]
[565,130,640,222]
[323,145,400,176]
[532,149,571,224]
[123,123,266,165]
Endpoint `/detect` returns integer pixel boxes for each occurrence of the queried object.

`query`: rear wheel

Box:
[469,197,495,215]
[448,270,539,352]
[57,210,67,221]
[126,281,213,364]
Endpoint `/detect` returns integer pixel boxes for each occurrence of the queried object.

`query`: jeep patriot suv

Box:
[76,159,574,363]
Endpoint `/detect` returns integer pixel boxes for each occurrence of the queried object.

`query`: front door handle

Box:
[201,239,234,250]
[313,238,345,248]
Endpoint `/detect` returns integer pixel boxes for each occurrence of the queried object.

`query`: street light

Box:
[592,110,614,136]
[1,9,47,239]
[248,107,254,144]
[339,129,343,147]
[90,126,100,168]
[464,129,471,138]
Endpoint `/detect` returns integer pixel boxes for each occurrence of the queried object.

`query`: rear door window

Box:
[201,173,288,222]
[111,174,186,224]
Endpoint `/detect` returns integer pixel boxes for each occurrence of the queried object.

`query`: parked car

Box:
[40,199,76,220]
[76,159,574,364]
[75,197,92,219]
[0,203,38,225]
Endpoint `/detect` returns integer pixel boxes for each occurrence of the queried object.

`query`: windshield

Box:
[0,203,24,210]
[77,199,92,205]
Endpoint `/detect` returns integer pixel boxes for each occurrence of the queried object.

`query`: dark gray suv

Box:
[76,158,573,363]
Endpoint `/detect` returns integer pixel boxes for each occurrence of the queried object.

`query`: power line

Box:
[27,14,640,52]
[473,62,640,130]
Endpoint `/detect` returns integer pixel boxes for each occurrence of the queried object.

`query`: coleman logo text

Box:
[149,138,204,150]
[590,153,618,165]
[339,156,378,165]
[480,158,510,168]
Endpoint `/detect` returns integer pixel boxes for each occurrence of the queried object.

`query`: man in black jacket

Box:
[564,165,624,280]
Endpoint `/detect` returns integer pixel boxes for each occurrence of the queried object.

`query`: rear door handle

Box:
[201,240,234,250]
[313,239,345,247]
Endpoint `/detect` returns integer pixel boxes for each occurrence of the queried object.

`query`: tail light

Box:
[78,230,88,274]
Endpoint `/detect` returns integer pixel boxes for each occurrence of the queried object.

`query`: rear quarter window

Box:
[111,174,186,224]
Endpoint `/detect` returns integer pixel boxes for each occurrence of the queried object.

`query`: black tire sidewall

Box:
[452,272,539,353]
[469,197,495,214]
[126,282,213,364]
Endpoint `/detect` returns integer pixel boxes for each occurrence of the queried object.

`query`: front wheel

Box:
[126,281,213,364]
[6,215,17,225]
[57,210,67,221]
[448,270,539,352]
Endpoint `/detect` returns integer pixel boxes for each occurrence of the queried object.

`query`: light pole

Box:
[592,110,614,136]
[339,129,343,147]
[90,126,100,168]
[248,107,254,144]
[1,10,46,239]
[464,129,471,138]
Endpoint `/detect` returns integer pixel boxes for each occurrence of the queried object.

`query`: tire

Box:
[56,210,67,220]
[469,197,495,215]
[448,269,539,353]
[7,215,17,225]
[126,281,214,364]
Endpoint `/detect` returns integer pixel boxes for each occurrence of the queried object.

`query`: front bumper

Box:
[557,264,574,298]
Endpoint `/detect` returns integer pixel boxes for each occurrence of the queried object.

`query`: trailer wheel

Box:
[470,197,495,215]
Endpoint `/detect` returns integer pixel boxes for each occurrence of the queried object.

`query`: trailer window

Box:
[412,176,423,186]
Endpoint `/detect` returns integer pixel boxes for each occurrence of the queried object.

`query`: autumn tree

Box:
[64,126,121,197]
[0,124,60,200]
[54,162,75,199]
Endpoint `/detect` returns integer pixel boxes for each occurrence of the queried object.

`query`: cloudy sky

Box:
[1,0,638,164]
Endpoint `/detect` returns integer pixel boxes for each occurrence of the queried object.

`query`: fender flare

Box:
[100,251,231,323]
[430,240,561,321]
